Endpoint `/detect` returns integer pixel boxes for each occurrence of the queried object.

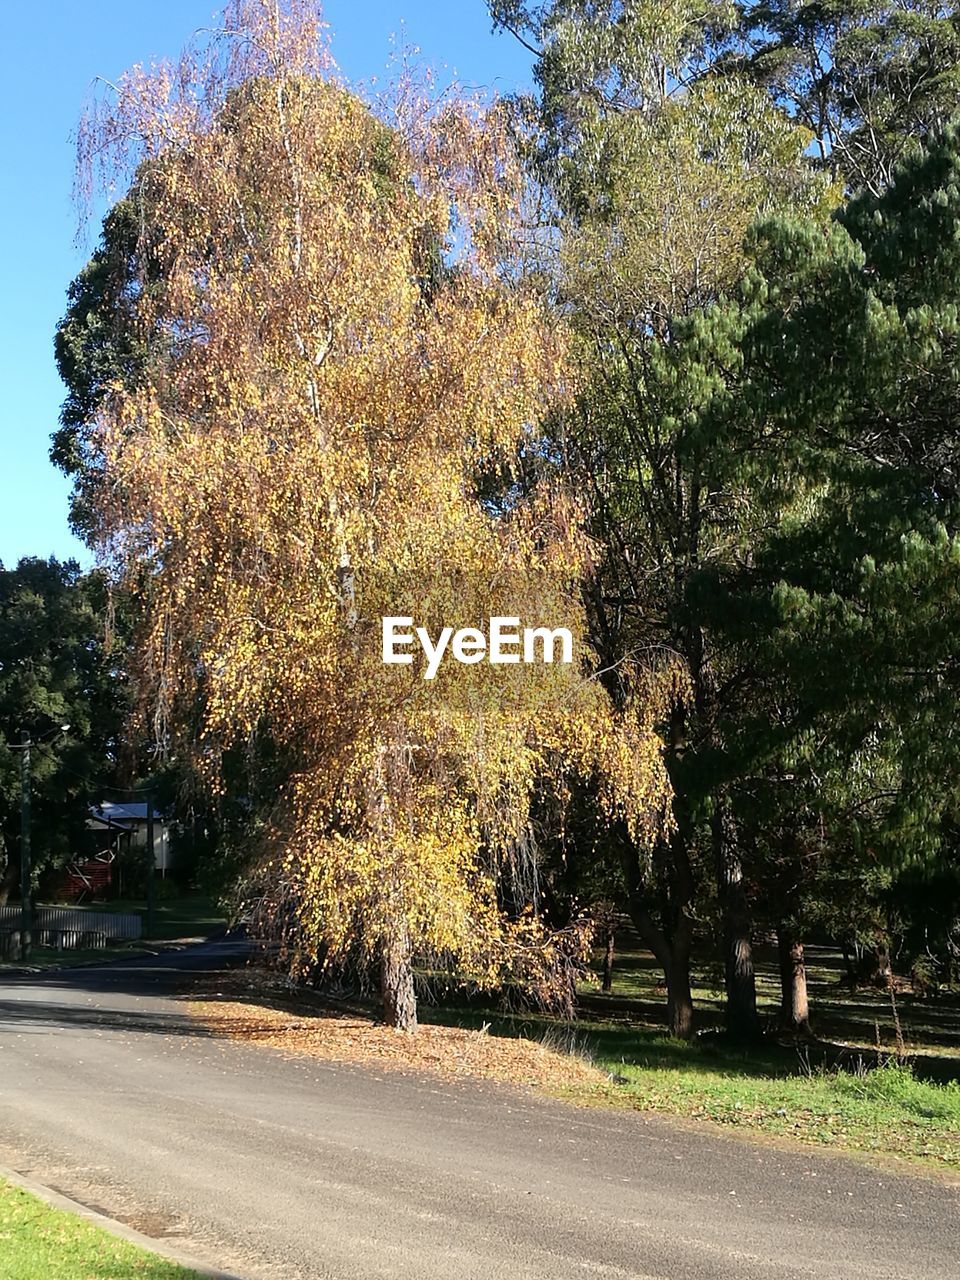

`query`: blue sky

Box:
[0,2,533,569]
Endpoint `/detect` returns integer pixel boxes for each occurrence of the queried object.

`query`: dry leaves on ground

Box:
[186,988,602,1092]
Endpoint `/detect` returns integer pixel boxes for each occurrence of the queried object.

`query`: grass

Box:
[187,943,960,1173]
[0,1179,201,1280]
[561,942,960,1168]
[420,1004,959,1167]
[98,895,226,942]
[582,940,960,1059]
[583,1033,960,1168]
[415,931,960,1171]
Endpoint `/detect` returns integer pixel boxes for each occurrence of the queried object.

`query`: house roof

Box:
[88,801,166,826]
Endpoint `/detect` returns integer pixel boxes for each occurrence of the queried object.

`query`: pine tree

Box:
[492,0,831,1037]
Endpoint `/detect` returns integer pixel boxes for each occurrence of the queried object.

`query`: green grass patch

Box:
[588,1044,960,1168]
[422,934,960,1171]
[572,942,960,1168]
[96,895,225,942]
[0,1179,201,1279]
[429,1002,960,1167]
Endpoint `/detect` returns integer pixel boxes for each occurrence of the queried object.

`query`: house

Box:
[55,802,173,902]
[87,802,173,871]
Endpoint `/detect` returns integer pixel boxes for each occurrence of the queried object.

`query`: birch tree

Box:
[77,0,671,1028]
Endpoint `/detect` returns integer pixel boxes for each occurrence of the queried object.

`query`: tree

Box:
[72,0,671,1029]
[53,199,152,543]
[675,121,960,1021]
[492,0,832,1037]
[0,559,122,903]
[726,1,960,194]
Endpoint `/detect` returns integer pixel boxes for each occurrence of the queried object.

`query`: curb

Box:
[0,1163,248,1279]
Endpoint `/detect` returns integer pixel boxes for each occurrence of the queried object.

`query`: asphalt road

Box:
[0,943,956,1280]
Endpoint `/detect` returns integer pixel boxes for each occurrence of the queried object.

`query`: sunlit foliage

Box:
[79,1,672,1026]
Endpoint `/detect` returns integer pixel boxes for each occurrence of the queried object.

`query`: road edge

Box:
[0,928,236,978]
[0,1162,248,1279]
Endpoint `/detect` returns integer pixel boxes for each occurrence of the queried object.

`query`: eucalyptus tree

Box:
[726,1,960,194]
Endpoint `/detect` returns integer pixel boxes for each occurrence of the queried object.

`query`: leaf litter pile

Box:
[186,972,603,1091]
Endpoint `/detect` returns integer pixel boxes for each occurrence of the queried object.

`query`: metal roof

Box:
[88,801,167,826]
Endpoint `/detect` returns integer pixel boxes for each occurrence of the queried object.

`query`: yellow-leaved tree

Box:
[80,0,671,1028]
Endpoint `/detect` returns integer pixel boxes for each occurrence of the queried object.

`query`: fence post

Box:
[20,731,32,962]
[146,794,157,938]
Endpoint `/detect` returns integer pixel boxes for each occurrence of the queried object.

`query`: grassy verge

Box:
[419,925,960,1170]
[96,895,226,942]
[584,1030,960,1168]
[186,961,960,1173]
[422,1004,960,1167]
[0,1178,201,1280]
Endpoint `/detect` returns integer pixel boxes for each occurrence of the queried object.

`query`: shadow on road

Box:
[0,939,252,1039]
[0,997,214,1037]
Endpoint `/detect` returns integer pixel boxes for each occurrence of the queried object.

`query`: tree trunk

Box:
[620,830,696,1040]
[870,940,893,987]
[713,800,760,1041]
[601,925,616,994]
[381,924,417,1031]
[840,939,857,988]
[777,928,810,1033]
[663,951,695,1039]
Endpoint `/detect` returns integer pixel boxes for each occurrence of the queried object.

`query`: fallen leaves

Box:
[187,993,603,1091]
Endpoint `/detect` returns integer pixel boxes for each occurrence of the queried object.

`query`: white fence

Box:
[0,906,142,944]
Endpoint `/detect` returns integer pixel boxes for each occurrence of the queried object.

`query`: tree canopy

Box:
[0,558,122,903]
[68,0,672,1028]
[49,0,960,1042]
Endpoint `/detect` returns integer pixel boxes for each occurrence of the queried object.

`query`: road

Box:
[0,943,956,1280]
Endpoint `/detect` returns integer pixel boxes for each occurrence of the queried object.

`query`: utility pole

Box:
[20,730,31,962]
[146,792,157,938]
